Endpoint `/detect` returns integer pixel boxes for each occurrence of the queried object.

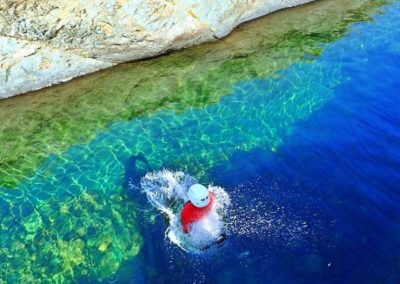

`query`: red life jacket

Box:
[181,192,214,234]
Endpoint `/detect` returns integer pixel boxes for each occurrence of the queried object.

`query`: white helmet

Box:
[188,184,210,208]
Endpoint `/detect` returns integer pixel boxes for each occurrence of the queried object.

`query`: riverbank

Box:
[0,0,396,282]
[0,0,390,188]
[0,0,316,99]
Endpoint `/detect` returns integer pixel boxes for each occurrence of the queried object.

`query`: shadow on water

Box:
[124,154,151,194]
[0,0,398,283]
[120,154,174,284]
[121,154,230,283]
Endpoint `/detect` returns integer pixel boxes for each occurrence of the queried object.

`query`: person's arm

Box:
[181,205,191,234]
[183,222,190,234]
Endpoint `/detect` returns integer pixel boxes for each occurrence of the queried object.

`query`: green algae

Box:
[0,0,393,188]
[0,0,395,283]
[0,187,143,282]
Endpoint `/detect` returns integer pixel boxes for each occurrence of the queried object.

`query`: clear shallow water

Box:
[0,0,383,187]
[1,0,400,283]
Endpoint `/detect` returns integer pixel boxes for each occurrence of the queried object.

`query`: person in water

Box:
[181,184,215,234]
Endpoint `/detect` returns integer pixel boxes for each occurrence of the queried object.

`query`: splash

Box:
[0,0,396,282]
[140,170,230,253]
[224,179,325,249]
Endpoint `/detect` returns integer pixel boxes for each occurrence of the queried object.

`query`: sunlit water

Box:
[0,0,400,283]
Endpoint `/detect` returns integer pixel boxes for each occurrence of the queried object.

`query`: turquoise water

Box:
[1,1,400,283]
[126,4,400,282]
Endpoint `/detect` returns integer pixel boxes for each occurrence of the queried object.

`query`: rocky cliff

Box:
[0,0,315,98]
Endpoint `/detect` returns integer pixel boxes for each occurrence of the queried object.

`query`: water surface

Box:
[0,0,399,283]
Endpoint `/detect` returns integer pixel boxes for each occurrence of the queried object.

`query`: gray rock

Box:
[0,0,315,98]
[0,37,113,98]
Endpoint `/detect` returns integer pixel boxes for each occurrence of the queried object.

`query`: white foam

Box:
[140,170,230,253]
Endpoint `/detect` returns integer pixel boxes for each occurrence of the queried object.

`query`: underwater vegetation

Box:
[0,0,392,188]
[0,185,142,282]
[0,0,395,282]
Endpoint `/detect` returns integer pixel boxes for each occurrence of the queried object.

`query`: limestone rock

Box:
[0,37,113,97]
[0,0,315,98]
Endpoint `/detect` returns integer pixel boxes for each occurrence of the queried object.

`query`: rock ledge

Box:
[0,0,315,98]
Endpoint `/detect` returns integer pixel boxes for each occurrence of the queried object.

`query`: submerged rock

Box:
[0,0,392,188]
[0,0,315,98]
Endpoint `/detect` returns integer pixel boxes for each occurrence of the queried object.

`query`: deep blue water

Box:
[2,2,399,283]
[124,3,400,283]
